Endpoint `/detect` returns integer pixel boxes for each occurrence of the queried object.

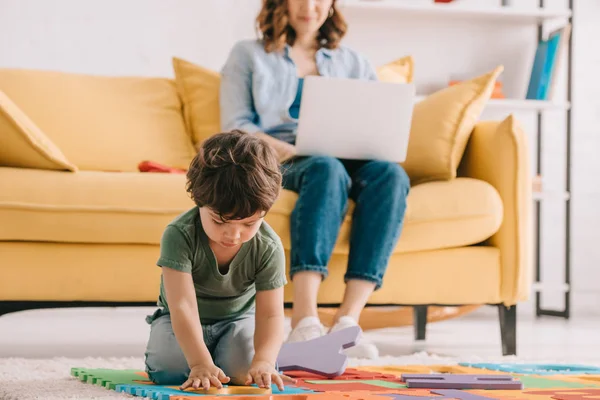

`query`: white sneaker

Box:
[287,316,326,343]
[330,316,379,359]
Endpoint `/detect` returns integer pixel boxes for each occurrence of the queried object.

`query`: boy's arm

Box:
[162,267,213,369]
[245,239,291,390]
[253,286,285,366]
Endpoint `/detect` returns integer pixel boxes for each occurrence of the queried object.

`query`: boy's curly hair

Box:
[186,130,282,221]
[257,0,347,53]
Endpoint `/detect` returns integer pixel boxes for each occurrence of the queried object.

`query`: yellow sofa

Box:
[0,66,532,356]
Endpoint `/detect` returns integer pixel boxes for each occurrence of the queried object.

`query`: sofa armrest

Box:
[458,115,533,305]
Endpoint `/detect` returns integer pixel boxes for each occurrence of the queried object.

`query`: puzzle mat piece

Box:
[383,388,504,400]
[293,375,578,395]
[284,370,330,379]
[502,388,600,400]
[331,368,400,381]
[401,374,523,390]
[368,389,468,400]
[179,386,271,395]
[518,376,600,389]
[373,388,600,400]
[117,384,197,400]
[541,375,600,385]
[529,387,600,400]
[304,379,406,389]
[116,383,313,400]
[290,381,407,392]
[460,388,600,400]
[72,367,311,399]
[380,388,598,400]
[277,325,360,378]
[71,368,150,390]
[358,365,509,375]
[286,368,399,381]
[357,365,445,375]
[460,363,600,375]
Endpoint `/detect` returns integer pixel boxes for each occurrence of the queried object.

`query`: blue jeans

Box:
[282,156,410,289]
[144,309,255,385]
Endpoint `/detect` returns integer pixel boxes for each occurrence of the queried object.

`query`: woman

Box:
[219,0,410,359]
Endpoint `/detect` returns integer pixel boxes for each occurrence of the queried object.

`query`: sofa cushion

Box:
[0,168,502,254]
[269,177,503,255]
[0,90,77,172]
[0,168,194,244]
[0,69,196,172]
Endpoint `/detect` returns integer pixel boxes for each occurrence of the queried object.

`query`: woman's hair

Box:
[186,130,282,221]
[256,0,347,53]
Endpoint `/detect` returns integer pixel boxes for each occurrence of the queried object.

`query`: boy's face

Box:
[199,207,265,249]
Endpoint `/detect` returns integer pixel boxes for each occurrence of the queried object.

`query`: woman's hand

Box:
[244,360,296,391]
[255,132,297,163]
[275,140,297,163]
[181,362,230,391]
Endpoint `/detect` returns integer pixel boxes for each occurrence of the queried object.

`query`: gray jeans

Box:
[144,309,255,385]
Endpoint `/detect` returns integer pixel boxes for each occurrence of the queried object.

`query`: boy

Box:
[144,131,293,391]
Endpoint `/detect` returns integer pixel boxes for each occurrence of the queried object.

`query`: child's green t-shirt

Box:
[154,207,287,324]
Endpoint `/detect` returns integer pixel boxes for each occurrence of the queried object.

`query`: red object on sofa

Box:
[138,161,187,174]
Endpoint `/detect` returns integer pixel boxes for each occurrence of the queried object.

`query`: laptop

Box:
[295,75,415,163]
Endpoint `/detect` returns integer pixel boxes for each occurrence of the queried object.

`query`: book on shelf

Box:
[526,24,571,101]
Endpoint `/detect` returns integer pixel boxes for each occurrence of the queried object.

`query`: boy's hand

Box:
[245,360,296,391]
[181,363,230,391]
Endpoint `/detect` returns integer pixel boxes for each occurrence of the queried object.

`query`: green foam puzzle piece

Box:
[519,376,600,389]
[70,368,151,391]
[305,379,407,388]
[365,380,408,389]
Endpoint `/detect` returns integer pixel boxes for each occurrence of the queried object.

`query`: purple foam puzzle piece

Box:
[434,389,500,400]
[401,374,523,390]
[378,389,497,400]
[276,325,360,378]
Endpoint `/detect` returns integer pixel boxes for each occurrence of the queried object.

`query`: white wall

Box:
[1,0,598,316]
[0,0,262,75]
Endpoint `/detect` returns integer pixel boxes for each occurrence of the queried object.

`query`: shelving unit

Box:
[340,0,572,23]
[343,0,574,319]
[533,191,570,202]
[533,0,573,319]
[414,96,571,111]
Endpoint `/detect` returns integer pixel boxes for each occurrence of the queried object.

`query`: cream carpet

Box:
[2,307,599,399]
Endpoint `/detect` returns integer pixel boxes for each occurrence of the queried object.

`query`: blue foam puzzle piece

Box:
[460,363,600,375]
[115,382,313,398]
[273,384,314,394]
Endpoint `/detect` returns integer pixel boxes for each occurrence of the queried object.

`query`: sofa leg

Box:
[498,304,517,356]
[413,306,428,341]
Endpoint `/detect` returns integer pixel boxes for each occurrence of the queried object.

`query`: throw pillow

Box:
[0,90,77,171]
[402,66,504,185]
[377,56,414,84]
[172,57,221,149]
